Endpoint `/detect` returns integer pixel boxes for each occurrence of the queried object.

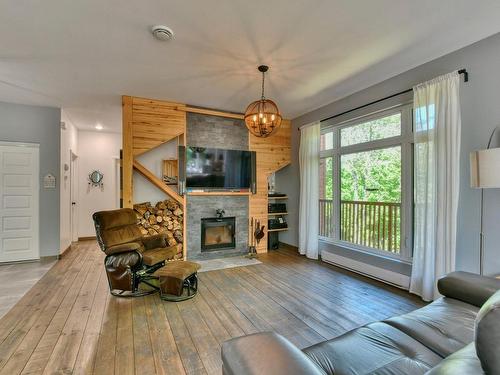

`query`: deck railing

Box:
[319,199,401,253]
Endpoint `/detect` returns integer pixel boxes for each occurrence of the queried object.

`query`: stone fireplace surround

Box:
[187,196,248,259]
[186,113,249,260]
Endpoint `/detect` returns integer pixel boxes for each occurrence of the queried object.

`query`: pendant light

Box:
[244,65,282,138]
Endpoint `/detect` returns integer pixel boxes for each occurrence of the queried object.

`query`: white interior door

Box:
[0,142,39,262]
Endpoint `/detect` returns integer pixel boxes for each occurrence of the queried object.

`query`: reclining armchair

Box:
[93,208,177,297]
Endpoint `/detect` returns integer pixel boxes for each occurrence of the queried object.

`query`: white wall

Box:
[77,131,121,238]
[134,140,177,204]
[60,111,78,252]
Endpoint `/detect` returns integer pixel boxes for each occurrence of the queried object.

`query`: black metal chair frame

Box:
[104,251,165,298]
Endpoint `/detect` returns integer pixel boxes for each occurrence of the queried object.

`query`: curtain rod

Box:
[304,69,468,127]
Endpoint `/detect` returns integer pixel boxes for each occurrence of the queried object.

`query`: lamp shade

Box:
[470,148,500,188]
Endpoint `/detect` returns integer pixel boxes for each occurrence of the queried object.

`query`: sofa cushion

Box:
[385,297,478,357]
[222,332,325,375]
[424,343,484,375]
[142,246,177,266]
[303,322,442,375]
[93,209,143,248]
[475,290,500,374]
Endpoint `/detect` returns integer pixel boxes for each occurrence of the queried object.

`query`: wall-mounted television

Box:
[183,146,255,191]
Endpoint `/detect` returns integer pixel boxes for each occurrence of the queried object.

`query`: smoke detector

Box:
[151,25,174,41]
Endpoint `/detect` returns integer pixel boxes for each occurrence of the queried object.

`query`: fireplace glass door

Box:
[201,217,236,251]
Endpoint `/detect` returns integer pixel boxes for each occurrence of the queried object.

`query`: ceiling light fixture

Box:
[244,65,282,138]
[151,25,174,41]
[95,123,103,130]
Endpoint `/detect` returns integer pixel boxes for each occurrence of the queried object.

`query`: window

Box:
[320,132,334,150]
[319,156,334,237]
[340,113,401,147]
[319,105,413,261]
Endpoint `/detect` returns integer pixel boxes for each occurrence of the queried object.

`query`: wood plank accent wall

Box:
[122,96,186,208]
[122,95,291,254]
[131,98,186,156]
[249,119,291,253]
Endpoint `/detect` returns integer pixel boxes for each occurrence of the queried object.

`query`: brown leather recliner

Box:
[93,208,177,297]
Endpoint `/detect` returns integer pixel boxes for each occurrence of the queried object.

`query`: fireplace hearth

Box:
[201,216,236,251]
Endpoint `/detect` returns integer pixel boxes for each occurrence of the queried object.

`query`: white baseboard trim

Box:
[321,251,410,289]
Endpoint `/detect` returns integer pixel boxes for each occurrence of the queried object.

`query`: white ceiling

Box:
[1,0,500,132]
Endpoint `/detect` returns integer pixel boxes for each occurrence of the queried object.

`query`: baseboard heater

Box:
[321,251,410,290]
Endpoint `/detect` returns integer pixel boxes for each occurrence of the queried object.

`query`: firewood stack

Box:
[133,199,183,259]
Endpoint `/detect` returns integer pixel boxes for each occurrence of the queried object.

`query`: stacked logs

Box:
[133,199,183,259]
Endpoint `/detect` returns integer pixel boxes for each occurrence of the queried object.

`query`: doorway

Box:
[0,141,40,262]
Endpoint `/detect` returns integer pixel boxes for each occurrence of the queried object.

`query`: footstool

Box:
[153,261,201,301]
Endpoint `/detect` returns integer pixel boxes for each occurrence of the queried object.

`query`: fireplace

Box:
[201,217,236,251]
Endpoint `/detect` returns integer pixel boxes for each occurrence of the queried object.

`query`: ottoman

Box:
[154,261,201,301]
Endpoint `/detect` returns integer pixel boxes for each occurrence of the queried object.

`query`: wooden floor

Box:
[0,259,56,319]
[0,241,424,375]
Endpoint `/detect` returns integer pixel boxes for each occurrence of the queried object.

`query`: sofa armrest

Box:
[221,332,325,375]
[425,343,484,375]
[141,233,167,250]
[106,242,142,256]
[438,271,500,307]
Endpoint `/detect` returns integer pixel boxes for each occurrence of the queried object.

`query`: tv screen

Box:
[185,147,253,189]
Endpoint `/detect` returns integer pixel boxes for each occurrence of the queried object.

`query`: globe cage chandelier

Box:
[244,65,282,138]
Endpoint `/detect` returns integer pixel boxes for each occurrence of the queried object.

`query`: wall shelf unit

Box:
[268,228,288,232]
[267,195,288,249]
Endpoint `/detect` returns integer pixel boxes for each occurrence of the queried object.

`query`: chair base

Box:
[110,287,157,298]
[106,263,163,298]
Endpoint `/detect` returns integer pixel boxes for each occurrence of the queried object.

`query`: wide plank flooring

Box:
[0,240,424,375]
[0,259,56,319]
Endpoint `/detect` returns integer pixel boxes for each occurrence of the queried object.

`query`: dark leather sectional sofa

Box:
[221,271,500,375]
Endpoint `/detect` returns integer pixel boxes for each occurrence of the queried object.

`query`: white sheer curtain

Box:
[299,122,320,259]
[411,71,461,301]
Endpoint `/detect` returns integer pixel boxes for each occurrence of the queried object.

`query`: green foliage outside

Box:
[321,114,402,203]
[320,114,403,252]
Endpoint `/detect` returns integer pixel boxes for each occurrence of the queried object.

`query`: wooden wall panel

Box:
[122,96,134,208]
[131,97,186,156]
[122,95,187,257]
[249,119,291,253]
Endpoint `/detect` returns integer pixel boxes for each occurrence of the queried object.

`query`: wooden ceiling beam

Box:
[184,106,244,120]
